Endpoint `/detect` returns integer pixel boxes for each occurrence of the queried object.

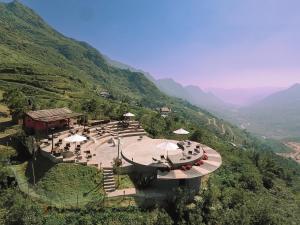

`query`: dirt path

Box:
[207,118,211,125]
[221,124,226,134]
[227,125,234,136]
[277,142,300,163]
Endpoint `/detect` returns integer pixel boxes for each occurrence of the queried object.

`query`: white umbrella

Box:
[123,112,135,117]
[156,141,181,156]
[64,134,87,143]
[156,141,178,151]
[173,128,190,135]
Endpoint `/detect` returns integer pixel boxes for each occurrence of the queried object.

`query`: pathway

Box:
[107,187,166,199]
[107,188,136,197]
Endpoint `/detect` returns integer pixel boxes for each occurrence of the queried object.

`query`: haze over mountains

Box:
[104,54,300,139]
[1,0,299,141]
[240,83,300,139]
[207,87,285,106]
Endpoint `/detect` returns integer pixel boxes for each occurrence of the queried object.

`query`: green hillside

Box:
[0,1,253,144]
[0,1,168,106]
[0,2,300,225]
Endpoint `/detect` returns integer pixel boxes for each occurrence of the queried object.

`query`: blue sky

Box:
[8,0,300,88]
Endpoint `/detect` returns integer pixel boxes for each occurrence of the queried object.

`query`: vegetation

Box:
[0,1,300,225]
[115,174,135,189]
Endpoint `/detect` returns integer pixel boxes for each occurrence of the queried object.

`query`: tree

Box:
[2,88,29,123]
[81,99,97,113]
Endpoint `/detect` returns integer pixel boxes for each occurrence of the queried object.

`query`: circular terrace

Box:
[122,138,222,180]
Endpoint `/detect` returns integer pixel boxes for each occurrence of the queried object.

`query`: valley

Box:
[278,142,300,163]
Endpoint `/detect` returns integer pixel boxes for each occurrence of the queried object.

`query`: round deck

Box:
[121,138,202,167]
[121,138,222,179]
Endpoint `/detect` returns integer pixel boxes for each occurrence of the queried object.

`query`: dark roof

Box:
[25,108,82,122]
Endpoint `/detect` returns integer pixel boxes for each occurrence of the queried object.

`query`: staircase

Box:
[103,168,116,193]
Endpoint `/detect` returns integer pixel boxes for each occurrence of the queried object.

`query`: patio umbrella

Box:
[64,134,87,143]
[156,141,180,155]
[173,128,190,135]
[123,112,135,117]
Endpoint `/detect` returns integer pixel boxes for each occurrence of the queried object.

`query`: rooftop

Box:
[26,107,82,122]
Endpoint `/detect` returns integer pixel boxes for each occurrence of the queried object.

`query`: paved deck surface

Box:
[157,146,222,179]
[121,138,203,167]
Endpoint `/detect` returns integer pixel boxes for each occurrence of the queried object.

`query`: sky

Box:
[7,0,300,88]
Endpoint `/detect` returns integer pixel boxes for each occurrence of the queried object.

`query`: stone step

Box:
[103,172,114,176]
[104,173,114,176]
[104,180,115,185]
[118,129,145,134]
[104,184,115,189]
[104,178,115,184]
[104,188,116,193]
[118,132,147,138]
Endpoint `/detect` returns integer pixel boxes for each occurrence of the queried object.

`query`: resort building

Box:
[100,91,111,98]
[22,106,221,197]
[34,110,222,195]
[23,108,82,135]
[159,107,172,115]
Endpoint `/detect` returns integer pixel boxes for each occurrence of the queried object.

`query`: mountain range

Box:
[207,87,284,106]
[239,83,300,139]
[0,1,244,141]
[1,1,299,141]
[104,55,231,113]
[104,52,300,139]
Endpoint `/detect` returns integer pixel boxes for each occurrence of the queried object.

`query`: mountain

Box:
[208,87,284,106]
[239,83,300,138]
[155,78,233,115]
[0,1,241,138]
[102,56,232,114]
[103,54,156,83]
[155,78,190,100]
[0,1,166,105]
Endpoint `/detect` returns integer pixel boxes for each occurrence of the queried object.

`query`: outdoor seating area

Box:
[39,120,148,168]
[36,110,221,190]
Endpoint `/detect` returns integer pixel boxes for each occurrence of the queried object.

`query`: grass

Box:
[11,155,105,208]
[115,174,135,189]
[105,196,137,208]
[0,96,20,160]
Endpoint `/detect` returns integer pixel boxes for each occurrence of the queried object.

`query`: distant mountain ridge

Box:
[104,56,231,114]
[208,87,284,106]
[238,83,300,139]
[155,78,231,113]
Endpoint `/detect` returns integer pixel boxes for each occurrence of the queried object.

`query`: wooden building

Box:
[23,108,82,135]
[159,107,172,115]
